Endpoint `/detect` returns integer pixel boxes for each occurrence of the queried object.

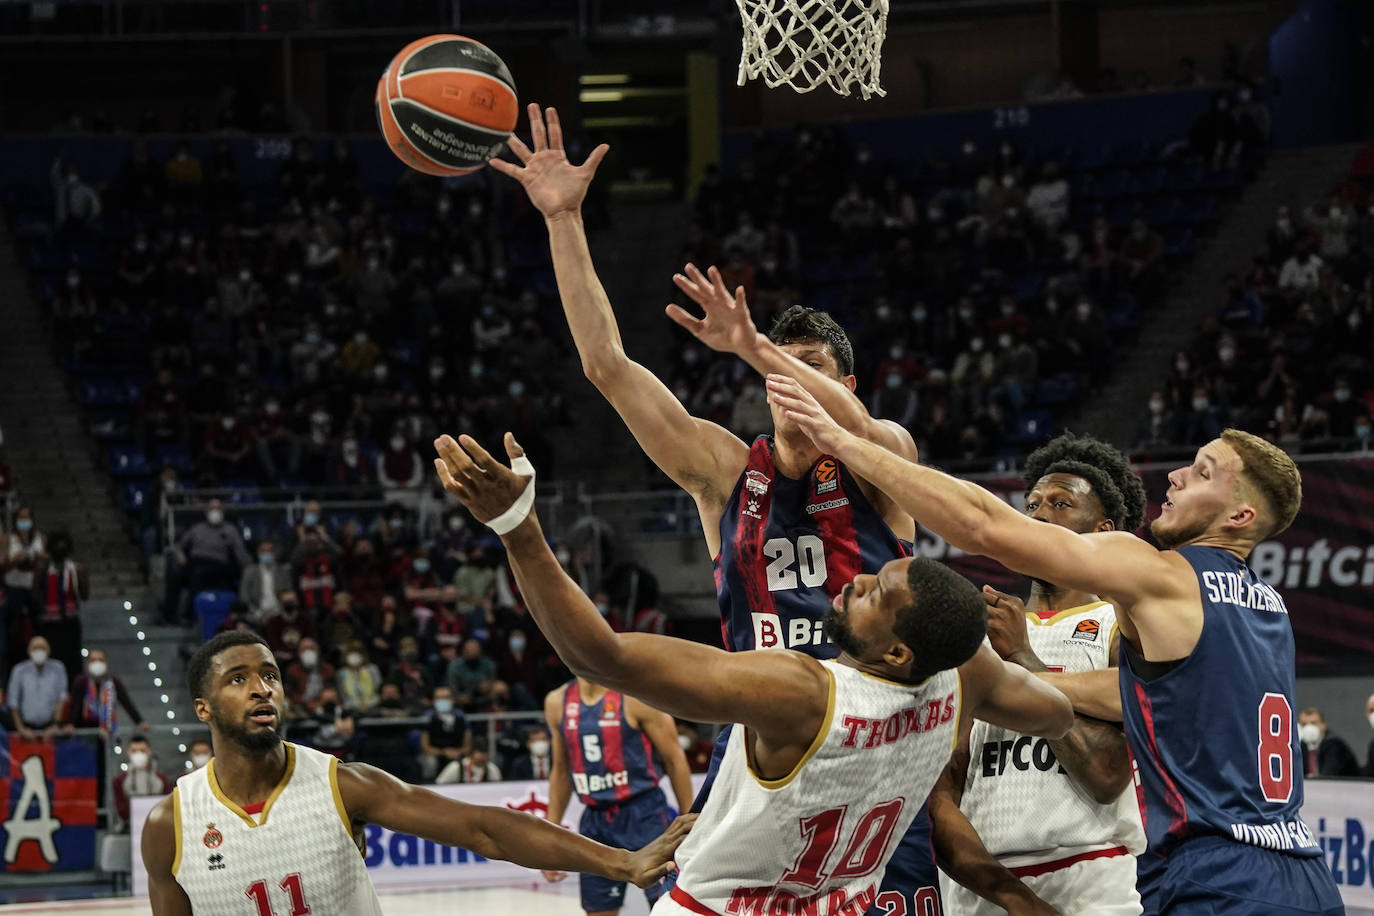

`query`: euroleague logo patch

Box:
[1070,619,1101,642]
[815,458,839,495]
[203,824,223,849]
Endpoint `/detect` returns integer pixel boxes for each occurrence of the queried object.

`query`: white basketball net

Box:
[736,0,889,99]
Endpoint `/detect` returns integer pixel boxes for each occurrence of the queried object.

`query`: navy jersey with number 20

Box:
[715,435,908,655]
[711,436,942,916]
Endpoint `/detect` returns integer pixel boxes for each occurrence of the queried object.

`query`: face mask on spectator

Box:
[259,552,275,566]
[1076,302,1092,320]
[911,306,927,323]
[969,338,984,353]
[594,601,610,617]
[528,740,550,757]
[510,635,527,653]
[1149,397,1165,414]
[1192,396,1209,412]
[129,751,150,769]
[67,272,80,288]
[374,364,389,382]
[390,436,406,451]
[413,558,431,574]
[1218,346,1236,363]
[88,660,107,678]
[554,548,571,565]
[1335,387,1351,403]
[265,401,280,416]
[1357,423,1372,438]
[346,652,364,668]
[191,753,211,768]
[207,509,224,525]
[305,330,322,345]
[1000,174,1015,189]
[134,238,148,253]
[508,381,525,398]
[220,417,235,431]
[30,648,47,665]
[1298,723,1322,748]
[16,519,33,533]
[286,272,301,288]
[434,698,454,715]
[448,516,465,532]
[678,734,693,750]
[885,373,902,389]
[239,269,251,283]
[300,649,317,668]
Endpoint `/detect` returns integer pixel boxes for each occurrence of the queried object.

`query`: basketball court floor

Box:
[0,882,655,915]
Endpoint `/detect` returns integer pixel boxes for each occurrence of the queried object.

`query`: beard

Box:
[822,604,868,659]
[209,701,283,753]
[1149,510,1211,550]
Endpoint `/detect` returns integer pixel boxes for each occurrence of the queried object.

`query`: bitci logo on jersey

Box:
[814,459,839,495]
[1070,619,1100,642]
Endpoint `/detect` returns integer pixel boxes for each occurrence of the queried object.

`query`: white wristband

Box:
[486,454,537,536]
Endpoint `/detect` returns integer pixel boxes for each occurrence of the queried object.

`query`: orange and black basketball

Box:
[376,34,519,176]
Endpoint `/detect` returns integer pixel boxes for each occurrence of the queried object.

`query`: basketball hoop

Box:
[736,0,889,99]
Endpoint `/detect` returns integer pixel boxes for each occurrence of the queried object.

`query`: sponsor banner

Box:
[1306,778,1374,909]
[922,456,1374,676]
[0,735,99,872]
[132,773,704,897]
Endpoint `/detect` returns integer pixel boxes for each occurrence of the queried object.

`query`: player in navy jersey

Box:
[769,379,1344,915]
[493,105,948,915]
[541,677,695,916]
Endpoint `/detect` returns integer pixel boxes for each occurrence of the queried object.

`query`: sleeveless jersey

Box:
[560,680,662,808]
[173,743,382,916]
[959,602,1144,867]
[1119,545,1320,859]
[715,436,908,656]
[671,661,960,916]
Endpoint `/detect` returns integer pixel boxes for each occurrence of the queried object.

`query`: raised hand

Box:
[667,264,759,356]
[488,103,609,220]
[433,433,531,526]
[982,585,1032,661]
[624,813,696,888]
[763,374,853,454]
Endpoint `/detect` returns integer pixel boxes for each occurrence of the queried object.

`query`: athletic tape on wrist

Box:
[486,454,537,536]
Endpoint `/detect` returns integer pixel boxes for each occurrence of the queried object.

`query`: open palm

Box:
[490,103,609,219]
[667,263,758,356]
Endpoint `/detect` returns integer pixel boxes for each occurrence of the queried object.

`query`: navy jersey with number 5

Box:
[1120,545,1321,860]
[715,436,909,655]
[560,680,663,808]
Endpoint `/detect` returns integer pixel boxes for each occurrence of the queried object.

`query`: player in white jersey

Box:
[433,432,1075,916]
[930,433,1147,915]
[141,630,691,916]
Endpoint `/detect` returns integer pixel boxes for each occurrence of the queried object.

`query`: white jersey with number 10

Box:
[660,660,960,916]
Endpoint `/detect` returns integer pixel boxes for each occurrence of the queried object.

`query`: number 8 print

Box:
[1257,692,1293,804]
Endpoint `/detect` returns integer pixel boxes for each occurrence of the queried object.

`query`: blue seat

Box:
[122,480,155,511]
[194,590,239,641]
[109,446,151,478]
[154,442,194,474]
[1013,273,1045,304]
[1009,409,1053,445]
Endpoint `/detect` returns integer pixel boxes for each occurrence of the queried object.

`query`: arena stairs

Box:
[1071,142,1367,448]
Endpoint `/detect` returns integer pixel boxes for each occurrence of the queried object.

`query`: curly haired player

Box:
[927,433,1148,915]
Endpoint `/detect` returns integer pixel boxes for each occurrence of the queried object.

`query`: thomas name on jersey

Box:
[840,693,957,749]
[1200,570,1287,614]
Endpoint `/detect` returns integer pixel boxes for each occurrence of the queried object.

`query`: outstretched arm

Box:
[490,105,746,512]
[1038,668,1123,722]
[338,762,690,887]
[764,375,1187,609]
[433,433,829,749]
[960,643,1073,740]
[668,265,918,462]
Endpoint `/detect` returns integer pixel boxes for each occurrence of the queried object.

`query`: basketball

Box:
[375,34,519,176]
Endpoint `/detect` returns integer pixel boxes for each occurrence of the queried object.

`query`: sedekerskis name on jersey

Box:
[1200,571,1288,615]
[1230,818,1318,852]
[840,693,956,749]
